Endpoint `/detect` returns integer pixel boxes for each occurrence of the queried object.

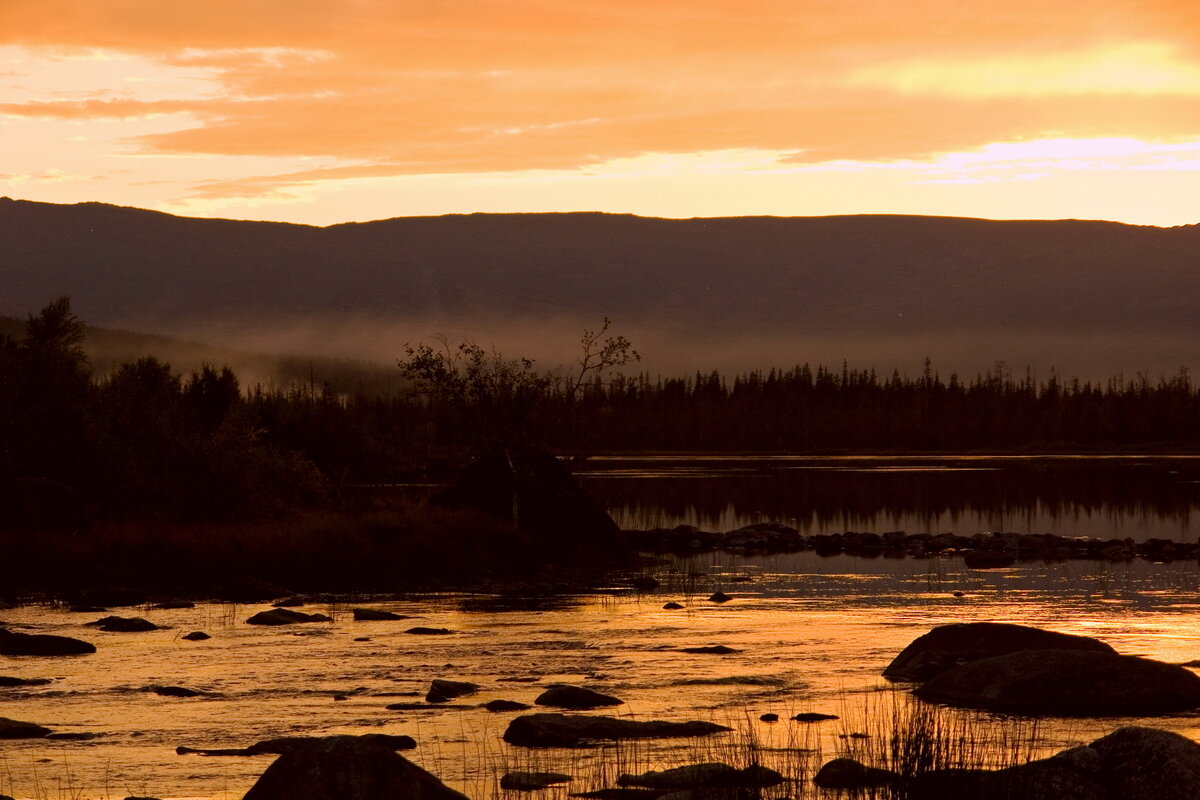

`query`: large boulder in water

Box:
[0,629,95,656]
[904,727,1200,800]
[503,713,731,748]
[238,735,466,800]
[884,622,1116,682]
[1089,726,1200,800]
[433,448,618,543]
[913,649,1200,715]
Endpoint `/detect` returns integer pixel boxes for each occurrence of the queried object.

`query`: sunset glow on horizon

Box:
[2,1,1198,226]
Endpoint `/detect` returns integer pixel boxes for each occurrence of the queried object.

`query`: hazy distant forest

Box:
[3,298,1199,524]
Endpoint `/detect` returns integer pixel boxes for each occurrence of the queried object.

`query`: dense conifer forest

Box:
[2,299,1198,525]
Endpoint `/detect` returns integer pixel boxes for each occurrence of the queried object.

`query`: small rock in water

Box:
[501,771,572,791]
[354,637,371,642]
[759,713,779,722]
[246,608,331,626]
[708,592,732,603]
[426,679,480,703]
[0,717,52,739]
[0,676,52,687]
[662,602,684,610]
[679,645,741,654]
[535,685,623,709]
[483,699,531,712]
[0,630,95,656]
[405,627,452,635]
[792,712,839,722]
[181,631,210,641]
[87,616,160,632]
[150,685,201,698]
[503,713,732,748]
[617,762,783,789]
[952,591,966,598]
[352,608,411,621]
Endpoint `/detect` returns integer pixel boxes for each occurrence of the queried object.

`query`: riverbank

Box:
[0,503,635,605]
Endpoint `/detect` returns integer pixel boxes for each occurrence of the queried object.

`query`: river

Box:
[2,455,1199,799]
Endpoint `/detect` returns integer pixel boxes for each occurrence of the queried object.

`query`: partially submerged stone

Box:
[245,608,332,626]
[618,763,783,789]
[914,649,1200,715]
[405,627,452,635]
[0,629,95,656]
[1089,726,1200,800]
[812,758,897,790]
[535,685,623,709]
[501,771,573,791]
[884,622,1116,682]
[503,713,731,748]
[149,685,201,698]
[178,734,417,757]
[237,735,464,800]
[87,616,160,632]
[0,717,51,739]
[0,676,52,687]
[352,608,411,621]
[426,679,479,703]
[181,631,210,641]
[483,699,531,712]
[679,646,740,655]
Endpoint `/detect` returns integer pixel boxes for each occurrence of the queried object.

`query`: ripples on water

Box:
[2,551,1199,800]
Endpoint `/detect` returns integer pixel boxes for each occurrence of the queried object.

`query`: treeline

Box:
[4,299,1200,525]
[561,362,1200,452]
[0,299,325,524]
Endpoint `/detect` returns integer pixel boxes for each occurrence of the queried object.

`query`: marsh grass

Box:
[487,695,1055,800]
[830,691,1050,799]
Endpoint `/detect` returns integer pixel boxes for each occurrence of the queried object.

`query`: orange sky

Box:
[1,1,1198,225]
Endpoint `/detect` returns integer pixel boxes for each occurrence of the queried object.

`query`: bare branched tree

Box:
[562,317,640,403]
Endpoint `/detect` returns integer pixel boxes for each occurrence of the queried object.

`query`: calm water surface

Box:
[4,456,1200,799]
[2,554,1200,799]
[577,454,1200,540]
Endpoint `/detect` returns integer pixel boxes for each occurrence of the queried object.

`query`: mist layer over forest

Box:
[2,198,1198,381]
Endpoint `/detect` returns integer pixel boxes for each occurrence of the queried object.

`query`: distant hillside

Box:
[2,197,1198,376]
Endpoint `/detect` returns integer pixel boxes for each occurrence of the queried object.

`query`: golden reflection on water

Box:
[1,553,1199,799]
